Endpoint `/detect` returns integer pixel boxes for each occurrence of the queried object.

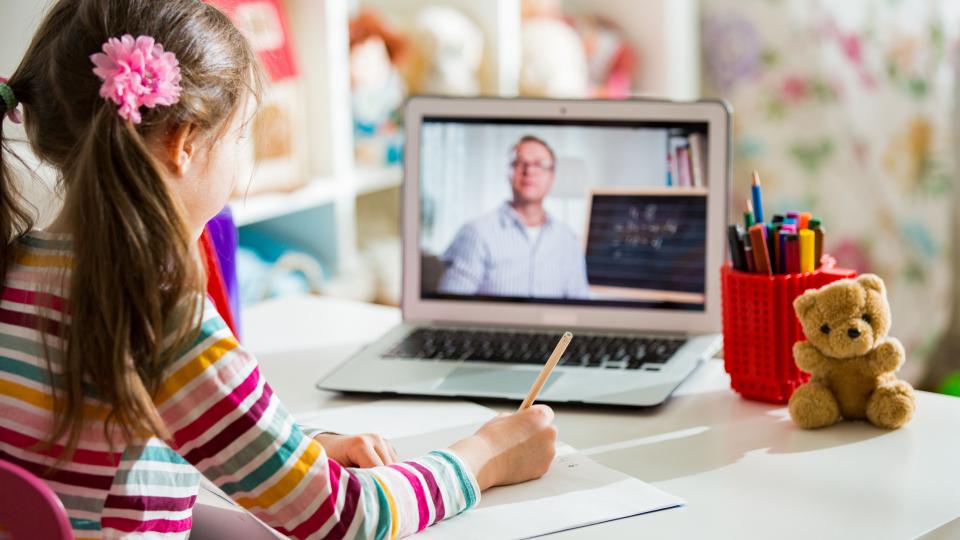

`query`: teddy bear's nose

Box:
[847,328,861,339]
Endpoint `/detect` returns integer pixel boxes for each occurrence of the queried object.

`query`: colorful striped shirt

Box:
[0,231,479,539]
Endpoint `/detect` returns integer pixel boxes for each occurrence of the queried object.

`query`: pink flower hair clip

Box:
[90,35,182,124]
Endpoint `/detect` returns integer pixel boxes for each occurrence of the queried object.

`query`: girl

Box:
[0,1,557,538]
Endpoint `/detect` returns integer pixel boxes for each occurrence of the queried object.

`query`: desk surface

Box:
[243,295,960,540]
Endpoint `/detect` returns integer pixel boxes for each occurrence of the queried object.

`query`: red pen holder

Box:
[720,258,856,404]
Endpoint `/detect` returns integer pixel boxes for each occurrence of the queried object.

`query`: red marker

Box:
[784,233,800,273]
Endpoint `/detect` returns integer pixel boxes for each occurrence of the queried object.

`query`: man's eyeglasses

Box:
[511,160,555,173]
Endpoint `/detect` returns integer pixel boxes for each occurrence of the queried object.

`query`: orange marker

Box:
[799,212,812,230]
[749,224,772,275]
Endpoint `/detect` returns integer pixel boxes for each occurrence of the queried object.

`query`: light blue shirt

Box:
[438,203,590,299]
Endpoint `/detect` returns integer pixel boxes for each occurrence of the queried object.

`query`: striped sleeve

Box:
[155,299,480,539]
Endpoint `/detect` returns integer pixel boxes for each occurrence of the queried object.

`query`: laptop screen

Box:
[418,117,710,312]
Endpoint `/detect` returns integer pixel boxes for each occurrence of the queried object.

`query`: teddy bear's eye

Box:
[820,324,830,335]
[862,313,872,324]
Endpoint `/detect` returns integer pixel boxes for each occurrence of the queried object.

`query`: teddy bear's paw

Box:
[866,381,915,429]
[788,382,841,429]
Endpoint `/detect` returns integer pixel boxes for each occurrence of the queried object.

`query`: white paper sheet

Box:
[194,400,683,539]
[418,452,682,539]
[298,400,684,539]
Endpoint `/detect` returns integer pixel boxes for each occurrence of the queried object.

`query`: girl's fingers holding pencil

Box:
[519,404,554,423]
[449,403,558,490]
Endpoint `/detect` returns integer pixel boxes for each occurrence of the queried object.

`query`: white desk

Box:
[243,295,960,540]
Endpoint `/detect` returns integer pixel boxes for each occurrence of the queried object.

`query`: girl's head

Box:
[6,0,260,235]
[0,0,261,457]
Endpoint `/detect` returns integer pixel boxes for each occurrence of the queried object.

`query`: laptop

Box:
[319,96,730,407]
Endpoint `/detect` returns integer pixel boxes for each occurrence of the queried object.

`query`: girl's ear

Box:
[166,123,198,176]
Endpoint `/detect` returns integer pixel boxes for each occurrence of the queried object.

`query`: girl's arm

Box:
[155,300,479,539]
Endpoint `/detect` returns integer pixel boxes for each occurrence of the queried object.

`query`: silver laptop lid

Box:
[402,97,731,334]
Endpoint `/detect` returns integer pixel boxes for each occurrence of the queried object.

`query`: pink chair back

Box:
[0,459,73,539]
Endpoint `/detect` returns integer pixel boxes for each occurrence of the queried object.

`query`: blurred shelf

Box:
[355,165,403,196]
[230,177,344,227]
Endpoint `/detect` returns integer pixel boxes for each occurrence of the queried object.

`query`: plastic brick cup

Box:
[720,257,856,404]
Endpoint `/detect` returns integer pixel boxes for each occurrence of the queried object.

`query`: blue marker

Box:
[751,171,765,224]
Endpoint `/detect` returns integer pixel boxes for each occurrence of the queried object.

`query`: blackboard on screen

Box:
[584,189,708,296]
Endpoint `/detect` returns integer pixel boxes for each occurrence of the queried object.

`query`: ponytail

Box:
[49,107,205,454]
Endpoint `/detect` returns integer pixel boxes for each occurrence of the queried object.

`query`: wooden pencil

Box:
[519,332,573,411]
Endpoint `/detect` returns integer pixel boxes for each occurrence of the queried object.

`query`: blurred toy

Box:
[406,6,483,96]
[789,275,916,429]
[574,15,636,98]
[349,9,408,166]
[519,0,588,98]
[210,0,307,195]
[237,228,325,304]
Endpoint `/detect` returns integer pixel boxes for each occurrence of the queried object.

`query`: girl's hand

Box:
[313,432,399,467]
[448,405,558,491]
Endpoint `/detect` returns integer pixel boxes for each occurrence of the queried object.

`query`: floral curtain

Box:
[700,0,960,382]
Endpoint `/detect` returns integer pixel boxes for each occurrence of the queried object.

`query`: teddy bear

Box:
[788,274,916,429]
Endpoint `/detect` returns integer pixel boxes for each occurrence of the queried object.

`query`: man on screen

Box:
[438,135,590,299]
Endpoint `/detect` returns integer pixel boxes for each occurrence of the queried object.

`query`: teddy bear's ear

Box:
[794,290,818,318]
[857,274,886,295]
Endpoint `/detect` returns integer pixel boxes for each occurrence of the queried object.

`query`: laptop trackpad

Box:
[436,367,562,396]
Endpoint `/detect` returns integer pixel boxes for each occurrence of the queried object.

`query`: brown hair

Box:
[0,0,261,461]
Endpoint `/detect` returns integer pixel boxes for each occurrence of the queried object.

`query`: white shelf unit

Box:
[231,177,344,227]
[230,0,700,303]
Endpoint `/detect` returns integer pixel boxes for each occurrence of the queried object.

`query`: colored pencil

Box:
[751,171,765,224]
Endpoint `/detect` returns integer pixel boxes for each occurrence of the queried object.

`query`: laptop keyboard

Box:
[382,328,686,370]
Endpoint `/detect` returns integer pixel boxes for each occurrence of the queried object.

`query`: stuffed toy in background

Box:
[405,5,484,96]
[209,0,306,195]
[519,0,588,98]
[573,15,636,99]
[789,274,916,429]
[349,9,408,166]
